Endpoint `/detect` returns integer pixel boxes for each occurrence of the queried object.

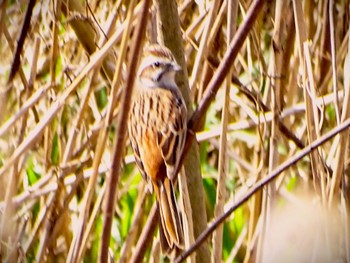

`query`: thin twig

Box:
[8,0,36,83]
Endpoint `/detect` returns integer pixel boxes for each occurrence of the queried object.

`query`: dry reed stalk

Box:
[178,167,195,262]
[99,0,150,261]
[212,0,237,261]
[155,0,212,261]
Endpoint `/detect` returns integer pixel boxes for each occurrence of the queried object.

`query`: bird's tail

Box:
[155,177,184,254]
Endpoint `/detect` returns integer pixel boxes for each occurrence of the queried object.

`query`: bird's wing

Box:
[130,138,147,181]
[128,103,154,193]
[157,91,187,180]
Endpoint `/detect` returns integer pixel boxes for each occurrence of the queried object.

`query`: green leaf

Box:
[286,174,297,191]
[95,86,108,110]
[120,188,137,238]
[85,216,102,262]
[203,178,216,212]
[26,158,41,186]
[231,206,245,234]
[51,132,59,165]
[326,104,336,123]
[223,222,234,259]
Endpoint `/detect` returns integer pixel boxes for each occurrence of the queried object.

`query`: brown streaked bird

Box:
[128,44,187,254]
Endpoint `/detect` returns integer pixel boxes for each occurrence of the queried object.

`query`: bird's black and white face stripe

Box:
[138,45,181,89]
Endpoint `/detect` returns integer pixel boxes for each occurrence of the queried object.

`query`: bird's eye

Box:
[153,62,160,67]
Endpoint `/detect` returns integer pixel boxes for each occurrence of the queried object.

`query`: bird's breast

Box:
[134,89,170,180]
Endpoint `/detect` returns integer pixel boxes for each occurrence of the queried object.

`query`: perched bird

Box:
[128,44,187,254]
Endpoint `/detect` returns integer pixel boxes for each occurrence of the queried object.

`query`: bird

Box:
[128,44,187,254]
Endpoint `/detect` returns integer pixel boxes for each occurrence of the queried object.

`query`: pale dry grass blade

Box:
[211,0,237,261]
[190,0,221,99]
[179,168,195,263]
[183,12,206,50]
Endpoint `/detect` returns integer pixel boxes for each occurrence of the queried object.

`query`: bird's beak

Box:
[172,63,182,72]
